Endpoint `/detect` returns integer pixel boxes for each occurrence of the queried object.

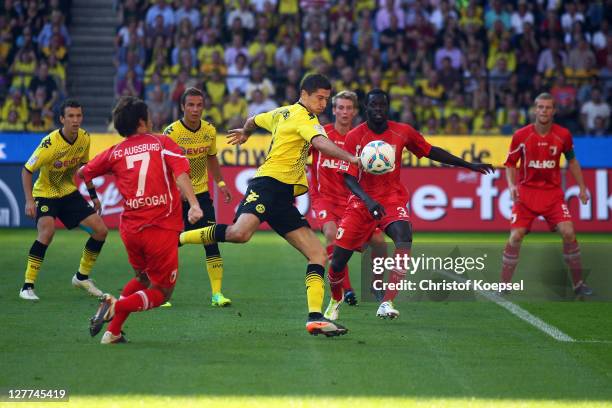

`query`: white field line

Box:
[437,270,576,342]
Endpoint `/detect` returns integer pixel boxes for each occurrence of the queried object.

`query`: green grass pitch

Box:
[1,229,611,407]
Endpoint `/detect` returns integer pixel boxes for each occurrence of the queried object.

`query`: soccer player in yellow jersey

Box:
[180,74,361,337]
[164,88,233,307]
[20,99,108,300]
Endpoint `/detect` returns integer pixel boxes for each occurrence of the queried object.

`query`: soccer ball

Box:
[360,140,395,175]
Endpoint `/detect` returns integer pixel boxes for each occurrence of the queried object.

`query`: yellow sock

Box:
[25,255,43,284]
[180,226,216,245]
[78,238,105,276]
[305,271,325,314]
[206,255,224,294]
[24,240,48,284]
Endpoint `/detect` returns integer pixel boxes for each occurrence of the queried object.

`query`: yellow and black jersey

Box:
[254,102,326,196]
[164,119,217,194]
[24,128,90,198]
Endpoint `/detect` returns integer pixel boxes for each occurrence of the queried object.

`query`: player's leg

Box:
[556,221,592,296]
[325,245,354,320]
[379,220,413,319]
[501,227,527,284]
[283,225,348,336]
[95,228,179,344]
[72,212,108,297]
[20,210,56,300]
[367,230,387,302]
[321,220,353,303]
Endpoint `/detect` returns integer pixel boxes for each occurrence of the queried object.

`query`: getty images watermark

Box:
[360,243,610,302]
[371,252,524,293]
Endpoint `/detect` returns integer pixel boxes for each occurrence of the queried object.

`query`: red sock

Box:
[383,247,410,302]
[501,242,521,283]
[328,264,345,302]
[108,288,165,335]
[120,278,148,299]
[563,240,583,288]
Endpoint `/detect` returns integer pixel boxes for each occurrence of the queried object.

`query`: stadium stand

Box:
[2,1,609,134]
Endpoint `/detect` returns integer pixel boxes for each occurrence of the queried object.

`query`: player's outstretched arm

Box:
[176,172,203,224]
[343,173,385,220]
[427,146,494,174]
[311,135,360,168]
[227,116,258,145]
[568,158,589,204]
[506,166,519,202]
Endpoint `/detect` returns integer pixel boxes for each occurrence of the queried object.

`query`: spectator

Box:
[0,108,24,131]
[175,0,201,29]
[10,48,36,89]
[303,37,332,68]
[487,38,516,72]
[561,1,584,33]
[485,0,510,31]
[247,89,278,116]
[225,35,249,68]
[116,68,143,97]
[205,68,227,106]
[248,29,276,70]
[375,0,404,32]
[590,116,609,136]
[145,0,175,30]
[500,109,522,135]
[117,49,144,82]
[37,10,70,49]
[388,71,415,114]
[171,35,196,67]
[246,67,274,100]
[430,1,458,33]
[197,33,224,68]
[473,111,500,134]
[435,36,464,70]
[226,53,249,95]
[26,109,52,132]
[1,87,27,122]
[28,61,58,109]
[275,36,302,73]
[568,38,596,71]
[580,88,610,133]
[202,93,223,125]
[551,75,578,130]
[443,113,468,134]
[223,89,248,128]
[437,57,462,94]
[226,0,255,31]
[145,85,171,131]
[510,0,534,35]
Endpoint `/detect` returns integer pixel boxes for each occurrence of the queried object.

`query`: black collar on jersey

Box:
[59,128,77,145]
[297,102,316,119]
[180,119,201,133]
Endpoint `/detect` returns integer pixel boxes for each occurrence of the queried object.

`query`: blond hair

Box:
[332,90,358,108]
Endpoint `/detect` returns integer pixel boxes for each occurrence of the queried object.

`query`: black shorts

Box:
[183,192,216,231]
[35,190,96,229]
[235,176,309,236]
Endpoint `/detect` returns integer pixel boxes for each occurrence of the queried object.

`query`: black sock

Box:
[308,312,323,319]
[76,271,89,281]
[214,224,228,243]
[22,283,34,290]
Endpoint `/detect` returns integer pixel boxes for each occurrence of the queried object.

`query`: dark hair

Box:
[181,87,204,106]
[300,74,331,94]
[112,96,148,137]
[365,88,389,105]
[59,99,82,117]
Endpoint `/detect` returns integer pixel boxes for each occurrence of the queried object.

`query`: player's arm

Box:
[176,173,203,224]
[568,157,589,205]
[311,135,360,167]
[207,154,232,203]
[227,115,258,145]
[505,166,518,201]
[427,146,494,174]
[343,173,385,220]
[21,167,36,219]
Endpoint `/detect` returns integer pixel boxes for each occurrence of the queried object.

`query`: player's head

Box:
[534,92,556,126]
[332,90,358,128]
[365,89,389,125]
[59,99,83,134]
[299,73,331,115]
[112,96,150,137]
[181,87,204,124]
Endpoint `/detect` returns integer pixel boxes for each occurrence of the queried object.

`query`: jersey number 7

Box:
[126,152,150,197]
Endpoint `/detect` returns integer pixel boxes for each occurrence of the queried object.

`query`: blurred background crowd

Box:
[1,0,610,135]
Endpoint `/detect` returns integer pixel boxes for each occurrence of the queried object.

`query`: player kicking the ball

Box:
[501,92,592,298]
[310,90,387,310]
[327,89,493,320]
[81,97,203,344]
[179,74,362,337]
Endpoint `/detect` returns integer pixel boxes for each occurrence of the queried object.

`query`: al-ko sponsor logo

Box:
[0,178,20,227]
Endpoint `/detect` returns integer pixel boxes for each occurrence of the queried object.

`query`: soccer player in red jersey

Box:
[310,90,386,308]
[501,93,592,297]
[327,89,493,320]
[80,97,203,344]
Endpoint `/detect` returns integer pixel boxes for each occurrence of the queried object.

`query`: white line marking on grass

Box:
[438,270,576,342]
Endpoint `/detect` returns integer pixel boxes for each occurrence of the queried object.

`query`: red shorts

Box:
[335,198,410,251]
[511,187,571,231]
[120,226,180,288]
[310,197,347,230]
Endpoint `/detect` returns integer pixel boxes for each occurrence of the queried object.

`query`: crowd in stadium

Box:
[0,0,70,132]
[1,1,611,135]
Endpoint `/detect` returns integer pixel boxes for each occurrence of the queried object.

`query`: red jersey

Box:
[504,124,574,190]
[310,123,352,202]
[81,133,190,234]
[339,121,432,206]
